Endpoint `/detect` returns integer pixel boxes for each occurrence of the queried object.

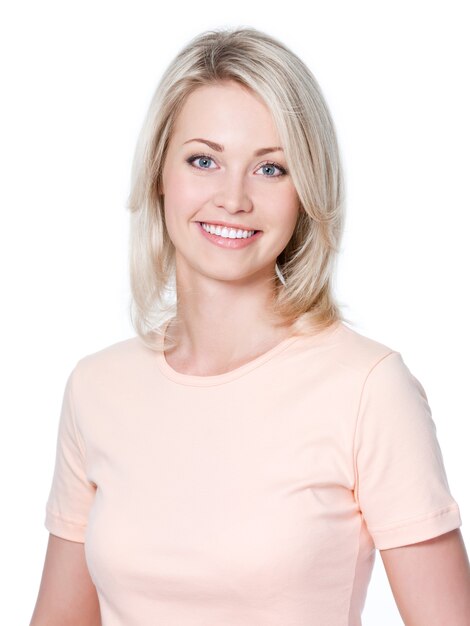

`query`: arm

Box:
[380,528,470,626]
[30,533,101,626]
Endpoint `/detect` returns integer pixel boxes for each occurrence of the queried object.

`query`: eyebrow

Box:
[182,138,283,157]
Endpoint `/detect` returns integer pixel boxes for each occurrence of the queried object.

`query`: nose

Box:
[213,169,254,214]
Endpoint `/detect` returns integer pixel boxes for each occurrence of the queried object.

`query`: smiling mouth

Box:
[196,221,263,244]
[198,223,260,240]
[197,221,261,233]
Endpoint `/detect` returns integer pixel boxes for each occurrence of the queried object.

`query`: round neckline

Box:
[154,318,342,387]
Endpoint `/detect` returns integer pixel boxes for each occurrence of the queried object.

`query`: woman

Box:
[30,26,469,626]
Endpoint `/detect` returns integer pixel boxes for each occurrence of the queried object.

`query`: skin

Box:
[29,80,469,626]
[160,79,301,375]
[380,528,470,625]
[29,534,101,626]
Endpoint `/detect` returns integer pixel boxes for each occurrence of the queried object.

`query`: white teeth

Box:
[200,222,256,239]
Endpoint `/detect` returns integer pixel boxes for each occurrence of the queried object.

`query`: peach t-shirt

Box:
[44,320,462,625]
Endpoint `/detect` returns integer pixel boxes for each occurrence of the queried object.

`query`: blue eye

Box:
[186,154,217,169]
[186,153,288,177]
[256,162,287,177]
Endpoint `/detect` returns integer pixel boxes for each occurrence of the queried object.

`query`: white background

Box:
[1,1,468,624]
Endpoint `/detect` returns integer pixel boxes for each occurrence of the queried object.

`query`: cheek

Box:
[286,189,301,226]
[268,189,300,231]
[163,169,208,216]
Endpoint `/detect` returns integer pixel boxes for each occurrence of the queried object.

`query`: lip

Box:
[196,221,263,249]
[196,220,261,232]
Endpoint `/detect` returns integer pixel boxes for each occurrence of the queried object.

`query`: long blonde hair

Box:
[127,26,351,351]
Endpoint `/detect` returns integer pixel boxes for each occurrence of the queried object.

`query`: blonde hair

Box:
[127,26,351,351]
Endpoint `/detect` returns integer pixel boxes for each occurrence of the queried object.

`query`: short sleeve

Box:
[44,365,96,542]
[353,350,462,550]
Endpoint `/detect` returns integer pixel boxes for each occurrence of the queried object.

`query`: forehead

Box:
[171,81,281,146]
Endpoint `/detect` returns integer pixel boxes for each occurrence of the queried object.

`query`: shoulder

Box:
[70,335,154,390]
[322,321,399,376]
[329,323,423,401]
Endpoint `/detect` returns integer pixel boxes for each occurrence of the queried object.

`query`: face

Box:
[160,80,300,284]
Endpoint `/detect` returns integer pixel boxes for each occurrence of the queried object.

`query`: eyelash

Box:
[185,153,288,177]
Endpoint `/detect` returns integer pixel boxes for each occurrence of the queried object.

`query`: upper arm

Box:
[30,533,101,626]
[354,351,462,550]
[380,528,470,626]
